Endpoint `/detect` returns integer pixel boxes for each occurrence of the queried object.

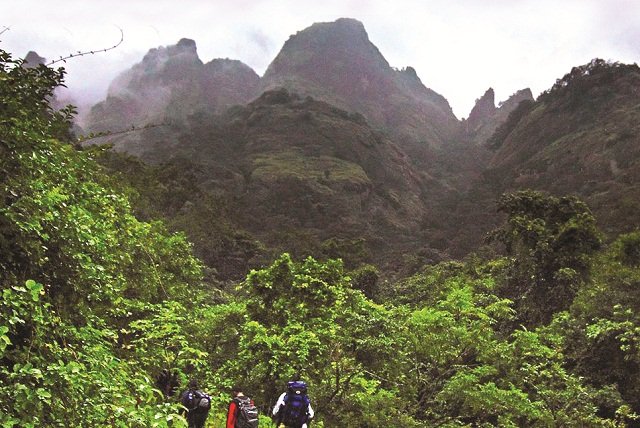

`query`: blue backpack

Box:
[281,381,310,427]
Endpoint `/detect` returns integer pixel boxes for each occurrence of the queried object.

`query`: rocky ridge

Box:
[80,21,640,275]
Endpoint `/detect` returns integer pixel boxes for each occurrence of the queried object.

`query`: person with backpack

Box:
[155,368,179,399]
[180,379,211,428]
[272,374,314,428]
[226,385,259,428]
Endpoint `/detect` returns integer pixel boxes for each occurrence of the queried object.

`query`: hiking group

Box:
[178,373,314,428]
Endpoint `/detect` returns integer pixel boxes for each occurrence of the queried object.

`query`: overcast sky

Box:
[1,0,639,118]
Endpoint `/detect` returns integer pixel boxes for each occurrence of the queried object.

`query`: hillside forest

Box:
[2,23,640,428]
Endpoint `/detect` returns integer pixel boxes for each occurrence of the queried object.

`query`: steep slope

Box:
[261,18,459,151]
[82,20,555,268]
[484,59,640,236]
[97,88,453,272]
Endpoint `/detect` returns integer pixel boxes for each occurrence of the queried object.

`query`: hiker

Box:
[180,379,211,428]
[272,374,314,428]
[226,385,259,428]
[155,368,179,398]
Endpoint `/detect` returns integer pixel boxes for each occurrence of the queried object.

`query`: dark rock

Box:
[23,51,46,67]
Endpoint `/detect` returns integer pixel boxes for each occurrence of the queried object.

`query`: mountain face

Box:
[259,18,491,199]
[467,88,497,129]
[111,88,451,271]
[86,38,260,135]
[260,18,459,150]
[83,21,640,278]
[80,19,535,272]
[483,59,640,236]
[85,20,476,175]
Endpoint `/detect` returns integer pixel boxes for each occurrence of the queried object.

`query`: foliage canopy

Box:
[1,47,639,427]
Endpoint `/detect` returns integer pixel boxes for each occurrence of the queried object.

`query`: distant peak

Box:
[481,87,495,101]
[168,38,198,57]
[203,58,260,80]
[23,51,46,67]
[467,87,496,126]
[510,88,533,100]
[205,57,252,69]
[401,66,418,79]
[498,88,534,109]
[176,38,197,50]
[398,66,425,85]
[474,87,496,109]
[297,17,369,42]
[332,17,366,30]
[140,38,201,68]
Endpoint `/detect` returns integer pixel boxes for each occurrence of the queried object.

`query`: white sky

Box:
[1,0,639,118]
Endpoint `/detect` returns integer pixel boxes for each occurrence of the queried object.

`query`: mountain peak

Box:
[400,66,420,80]
[499,88,533,109]
[176,38,197,50]
[139,38,201,69]
[23,51,46,68]
[334,17,366,27]
[261,18,457,151]
[465,87,534,145]
[267,18,388,79]
[87,38,259,135]
[319,17,367,34]
[467,88,496,127]
[300,17,368,39]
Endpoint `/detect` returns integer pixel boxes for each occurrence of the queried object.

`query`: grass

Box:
[251,149,371,186]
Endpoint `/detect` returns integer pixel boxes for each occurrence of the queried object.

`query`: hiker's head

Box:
[231,385,243,397]
[188,379,198,390]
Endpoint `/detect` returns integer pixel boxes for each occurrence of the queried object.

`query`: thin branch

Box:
[47,27,124,66]
[361,368,405,387]
[0,26,10,36]
[76,122,168,144]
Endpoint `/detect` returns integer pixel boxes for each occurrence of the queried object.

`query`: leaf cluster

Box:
[0,48,204,427]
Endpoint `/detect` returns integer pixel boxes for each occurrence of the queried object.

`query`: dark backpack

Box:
[234,396,259,428]
[281,381,310,427]
[182,390,211,412]
[194,390,211,412]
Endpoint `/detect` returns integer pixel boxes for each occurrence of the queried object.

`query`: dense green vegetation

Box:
[2,49,640,427]
[0,48,206,427]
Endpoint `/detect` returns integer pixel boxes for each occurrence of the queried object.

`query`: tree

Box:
[489,190,602,325]
[211,253,417,427]
[401,259,624,426]
[0,48,204,426]
[555,231,640,421]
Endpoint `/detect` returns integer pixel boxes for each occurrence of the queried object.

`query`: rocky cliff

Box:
[465,87,534,145]
[260,18,459,151]
[86,38,260,137]
[483,59,640,236]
